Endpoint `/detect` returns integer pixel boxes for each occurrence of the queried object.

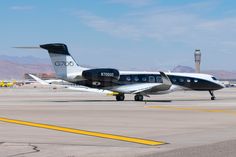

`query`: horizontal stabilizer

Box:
[13,46,41,49]
[40,43,70,55]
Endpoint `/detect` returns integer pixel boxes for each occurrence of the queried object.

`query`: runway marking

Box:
[145,106,236,115]
[0,117,165,146]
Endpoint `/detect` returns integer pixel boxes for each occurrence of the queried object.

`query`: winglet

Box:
[28,74,50,85]
[160,71,172,86]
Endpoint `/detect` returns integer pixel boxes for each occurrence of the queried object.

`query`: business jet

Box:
[18,43,224,101]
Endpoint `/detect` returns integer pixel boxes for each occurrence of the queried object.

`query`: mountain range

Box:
[0,55,236,80]
[0,55,53,80]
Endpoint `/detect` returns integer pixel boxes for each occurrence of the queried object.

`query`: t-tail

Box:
[40,43,87,80]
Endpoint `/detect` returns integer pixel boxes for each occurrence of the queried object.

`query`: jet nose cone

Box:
[217,82,225,90]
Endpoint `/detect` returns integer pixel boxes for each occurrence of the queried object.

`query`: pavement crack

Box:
[30,143,40,153]
[7,143,40,157]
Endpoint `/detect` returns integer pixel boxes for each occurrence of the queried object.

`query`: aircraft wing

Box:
[111,72,172,95]
[29,74,50,85]
[66,86,118,95]
[28,74,117,95]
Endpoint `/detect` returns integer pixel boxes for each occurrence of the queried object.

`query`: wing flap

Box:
[66,86,118,95]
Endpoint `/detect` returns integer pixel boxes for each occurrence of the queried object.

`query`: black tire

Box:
[134,95,143,101]
[211,97,215,100]
[134,95,139,101]
[138,95,144,101]
[116,94,125,101]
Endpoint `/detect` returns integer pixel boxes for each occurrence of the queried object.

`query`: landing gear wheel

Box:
[209,90,216,100]
[134,95,144,101]
[116,94,125,101]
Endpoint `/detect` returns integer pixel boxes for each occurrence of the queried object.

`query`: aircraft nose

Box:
[217,82,225,90]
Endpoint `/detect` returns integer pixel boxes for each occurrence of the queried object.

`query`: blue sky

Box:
[0,0,236,70]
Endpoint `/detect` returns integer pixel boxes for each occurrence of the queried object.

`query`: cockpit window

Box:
[212,77,218,81]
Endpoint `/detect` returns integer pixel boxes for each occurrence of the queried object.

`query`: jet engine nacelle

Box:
[82,68,120,82]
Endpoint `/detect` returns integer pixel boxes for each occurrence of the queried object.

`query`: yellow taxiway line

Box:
[0,117,165,146]
[145,106,236,115]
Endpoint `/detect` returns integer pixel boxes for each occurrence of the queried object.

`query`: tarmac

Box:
[0,86,236,157]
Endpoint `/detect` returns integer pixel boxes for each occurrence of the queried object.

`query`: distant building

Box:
[24,73,56,80]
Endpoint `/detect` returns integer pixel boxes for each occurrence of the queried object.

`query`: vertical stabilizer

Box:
[40,43,85,79]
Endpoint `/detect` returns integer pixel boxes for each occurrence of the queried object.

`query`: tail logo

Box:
[55,61,75,66]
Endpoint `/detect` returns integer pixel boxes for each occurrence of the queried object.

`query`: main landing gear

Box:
[115,94,144,101]
[209,90,216,100]
[134,95,144,101]
[116,94,125,101]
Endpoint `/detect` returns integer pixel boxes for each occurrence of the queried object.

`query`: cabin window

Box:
[179,78,184,83]
[134,76,139,82]
[194,79,198,83]
[156,76,162,83]
[126,76,131,81]
[149,76,155,83]
[187,79,191,83]
[142,76,147,82]
[172,78,177,83]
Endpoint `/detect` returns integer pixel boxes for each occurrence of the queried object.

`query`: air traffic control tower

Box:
[194,49,201,73]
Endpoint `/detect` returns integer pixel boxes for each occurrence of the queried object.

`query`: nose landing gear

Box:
[209,90,216,100]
